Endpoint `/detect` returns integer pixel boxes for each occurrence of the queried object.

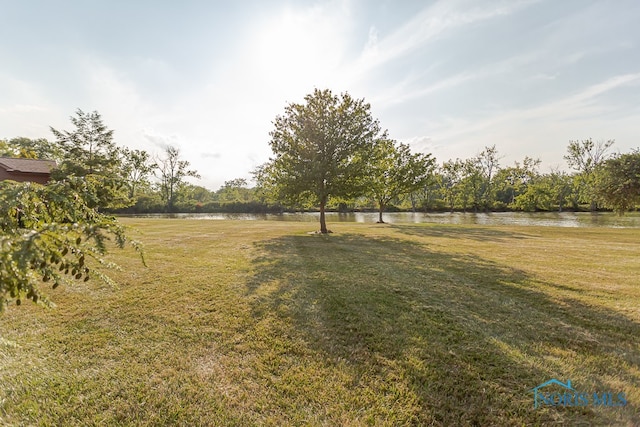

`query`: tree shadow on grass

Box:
[389,223,534,242]
[244,232,639,426]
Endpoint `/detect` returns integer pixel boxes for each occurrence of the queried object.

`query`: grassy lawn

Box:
[1,218,639,426]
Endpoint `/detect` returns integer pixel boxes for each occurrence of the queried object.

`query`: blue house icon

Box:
[529,379,575,409]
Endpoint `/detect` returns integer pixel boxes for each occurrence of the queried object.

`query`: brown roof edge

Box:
[0,157,57,174]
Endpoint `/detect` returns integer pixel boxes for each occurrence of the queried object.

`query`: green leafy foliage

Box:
[367,140,435,222]
[438,159,465,212]
[216,179,253,203]
[597,150,640,214]
[50,109,131,210]
[155,145,201,212]
[564,138,615,211]
[0,137,61,160]
[0,139,10,157]
[121,147,157,200]
[406,141,628,213]
[0,178,144,311]
[476,145,501,209]
[256,88,386,233]
[493,158,540,208]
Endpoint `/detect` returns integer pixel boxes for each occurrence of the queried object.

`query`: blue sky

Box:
[1,0,639,190]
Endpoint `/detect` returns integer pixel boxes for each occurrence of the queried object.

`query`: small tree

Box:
[0,178,143,311]
[121,147,156,200]
[461,159,484,212]
[547,168,573,212]
[181,184,215,208]
[564,138,615,211]
[440,160,465,212]
[514,180,552,211]
[367,140,434,223]
[597,150,640,215]
[477,145,501,210]
[156,146,200,212]
[255,88,386,233]
[494,157,540,208]
[217,178,253,203]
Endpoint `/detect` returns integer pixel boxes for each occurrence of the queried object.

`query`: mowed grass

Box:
[1,218,639,426]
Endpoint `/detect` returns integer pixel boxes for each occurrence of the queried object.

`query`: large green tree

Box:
[256,89,386,233]
[50,109,130,209]
[367,140,435,223]
[0,178,143,311]
[597,150,640,214]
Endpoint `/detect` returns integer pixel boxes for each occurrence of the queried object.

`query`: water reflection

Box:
[123,211,640,228]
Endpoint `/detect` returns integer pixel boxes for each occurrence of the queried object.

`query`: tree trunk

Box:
[378,202,385,223]
[319,197,328,233]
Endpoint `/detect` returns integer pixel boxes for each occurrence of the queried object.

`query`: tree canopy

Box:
[256,88,386,233]
[0,137,60,160]
[597,150,640,215]
[50,109,131,210]
[564,138,615,211]
[367,140,435,223]
[156,145,200,212]
[121,147,157,199]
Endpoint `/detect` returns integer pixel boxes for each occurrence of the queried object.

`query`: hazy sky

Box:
[1,0,639,190]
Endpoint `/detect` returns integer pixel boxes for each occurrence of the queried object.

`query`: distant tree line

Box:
[2,105,639,220]
[0,110,277,214]
[400,139,640,215]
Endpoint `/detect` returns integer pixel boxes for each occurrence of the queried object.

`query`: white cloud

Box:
[365,26,379,52]
[141,129,182,151]
[353,0,540,76]
[439,73,640,137]
[559,73,640,108]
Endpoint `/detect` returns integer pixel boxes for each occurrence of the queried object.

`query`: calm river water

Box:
[124,212,640,228]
